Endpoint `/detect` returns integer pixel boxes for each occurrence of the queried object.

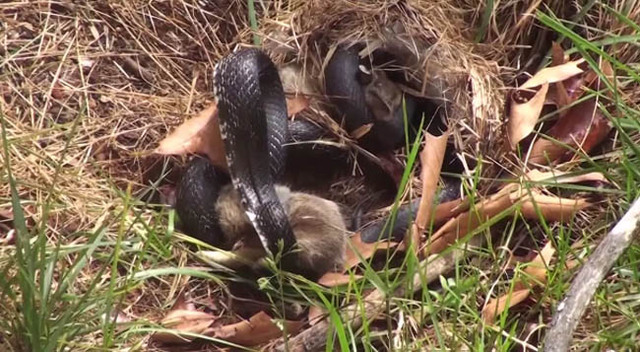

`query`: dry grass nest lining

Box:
[257,0,505,174]
[0,0,505,235]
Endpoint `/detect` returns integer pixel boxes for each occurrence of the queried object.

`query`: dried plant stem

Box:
[543,197,640,352]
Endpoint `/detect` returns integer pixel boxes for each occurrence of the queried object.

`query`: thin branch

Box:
[543,196,640,352]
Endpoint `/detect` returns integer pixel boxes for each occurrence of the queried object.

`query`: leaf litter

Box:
[155,96,311,168]
[150,23,621,352]
[152,292,303,347]
[152,45,617,348]
[149,44,608,346]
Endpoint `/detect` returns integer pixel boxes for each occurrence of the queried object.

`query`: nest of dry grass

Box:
[257,0,505,175]
[0,0,509,235]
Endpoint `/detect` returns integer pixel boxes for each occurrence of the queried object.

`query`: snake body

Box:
[175,155,229,246]
[325,45,415,152]
[212,48,299,265]
[176,47,443,274]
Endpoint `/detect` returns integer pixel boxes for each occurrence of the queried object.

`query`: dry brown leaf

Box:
[518,191,588,222]
[308,305,327,326]
[208,311,303,347]
[550,42,567,66]
[552,54,606,107]
[155,103,228,170]
[432,198,468,226]
[522,169,607,184]
[318,272,362,287]
[414,132,449,236]
[550,42,573,110]
[508,83,549,148]
[425,185,516,255]
[529,57,615,165]
[601,60,616,88]
[523,241,555,282]
[529,88,611,165]
[521,59,585,89]
[344,233,398,271]
[407,223,421,255]
[424,178,592,256]
[553,172,608,185]
[152,309,217,344]
[482,288,531,324]
[508,58,586,148]
[286,95,310,116]
[482,242,555,324]
[156,97,310,168]
[563,259,580,271]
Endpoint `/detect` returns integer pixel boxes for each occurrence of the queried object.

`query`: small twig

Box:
[543,196,640,352]
[272,238,481,351]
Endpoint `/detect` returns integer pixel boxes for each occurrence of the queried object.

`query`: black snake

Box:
[212,48,299,266]
[175,47,452,272]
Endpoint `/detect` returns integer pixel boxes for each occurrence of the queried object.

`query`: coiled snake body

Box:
[176,47,439,275]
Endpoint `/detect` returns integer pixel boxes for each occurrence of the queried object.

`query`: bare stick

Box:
[543,197,640,352]
[273,238,480,351]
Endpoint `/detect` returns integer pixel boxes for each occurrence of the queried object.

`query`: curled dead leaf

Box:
[423,177,593,256]
[508,58,586,148]
[156,97,310,168]
[520,59,586,89]
[529,86,611,165]
[508,83,549,148]
[424,185,515,255]
[318,272,362,287]
[152,309,217,344]
[523,241,555,282]
[529,56,616,165]
[209,311,303,347]
[548,42,582,110]
[432,197,468,226]
[414,133,449,236]
[155,103,228,170]
[482,288,531,324]
[308,305,326,326]
[522,169,608,184]
[482,242,555,324]
[519,191,588,222]
[345,233,398,271]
